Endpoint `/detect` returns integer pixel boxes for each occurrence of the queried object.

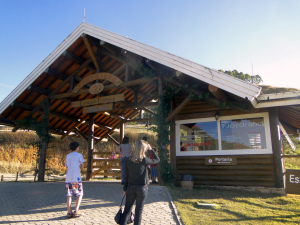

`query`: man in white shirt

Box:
[65,142,85,219]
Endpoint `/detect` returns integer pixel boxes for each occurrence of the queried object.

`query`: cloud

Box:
[0,83,15,88]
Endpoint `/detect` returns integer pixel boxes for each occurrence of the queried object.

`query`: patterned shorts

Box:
[65,182,83,197]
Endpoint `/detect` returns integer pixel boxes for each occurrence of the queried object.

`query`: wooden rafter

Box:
[165,96,192,122]
[74,127,88,141]
[61,114,89,140]
[208,84,228,102]
[82,34,100,70]
[108,134,119,146]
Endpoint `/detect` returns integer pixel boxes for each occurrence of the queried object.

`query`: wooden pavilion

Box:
[0,23,300,187]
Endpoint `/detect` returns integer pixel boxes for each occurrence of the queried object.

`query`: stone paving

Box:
[0,181,181,225]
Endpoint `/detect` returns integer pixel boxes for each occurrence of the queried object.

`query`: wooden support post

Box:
[38,99,50,182]
[158,77,163,105]
[86,113,95,181]
[120,122,124,143]
[169,98,176,171]
[1,175,3,181]
[157,76,163,185]
[16,172,19,181]
[269,108,284,188]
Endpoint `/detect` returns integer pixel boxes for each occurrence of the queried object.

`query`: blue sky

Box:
[1,0,300,103]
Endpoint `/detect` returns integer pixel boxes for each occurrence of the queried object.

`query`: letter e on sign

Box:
[286,169,300,195]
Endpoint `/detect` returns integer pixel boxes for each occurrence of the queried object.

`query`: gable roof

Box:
[0,22,261,114]
[1,22,284,140]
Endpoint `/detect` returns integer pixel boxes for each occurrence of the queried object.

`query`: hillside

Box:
[259,85,299,94]
[0,127,157,175]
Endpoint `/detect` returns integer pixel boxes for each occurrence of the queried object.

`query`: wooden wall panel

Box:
[176,154,276,187]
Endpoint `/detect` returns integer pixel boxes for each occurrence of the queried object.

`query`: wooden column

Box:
[269,108,284,188]
[38,99,51,182]
[170,98,176,170]
[120,122,124,143]
[86,113,95,181]
[157,77,163,185]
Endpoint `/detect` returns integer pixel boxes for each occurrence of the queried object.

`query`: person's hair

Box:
[142,136,147,141]
[122,136,129,144]
[70,142,79,151]
[130,140,148,163]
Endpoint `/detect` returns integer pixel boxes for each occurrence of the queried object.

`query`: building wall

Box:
[172,98,281,187]
[176,154,275,186]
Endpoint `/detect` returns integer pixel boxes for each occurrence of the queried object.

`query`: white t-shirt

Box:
[65,151,86,183]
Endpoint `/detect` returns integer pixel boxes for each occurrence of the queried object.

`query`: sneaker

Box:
[66,212,73,219]
[73,210,83,217]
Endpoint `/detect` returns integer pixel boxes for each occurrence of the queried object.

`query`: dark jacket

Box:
[123,149,160,191]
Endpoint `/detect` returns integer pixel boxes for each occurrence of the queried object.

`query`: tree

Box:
[219,69,263,84]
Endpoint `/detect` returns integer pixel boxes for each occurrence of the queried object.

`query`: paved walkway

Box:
[0,181,181,225]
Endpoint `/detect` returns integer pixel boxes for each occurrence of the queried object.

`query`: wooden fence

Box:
[84,151,121,178]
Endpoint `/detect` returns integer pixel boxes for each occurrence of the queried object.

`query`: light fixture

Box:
[214,111,220,121]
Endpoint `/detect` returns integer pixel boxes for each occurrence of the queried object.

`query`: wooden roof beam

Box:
[94,122,111,131]
[142,107,155,115]
[45,68,68,80]
[11,101,82,123]
[50,57,93,96]
[95,110,139,145]
[108,134,119,146]
[74,127,88,141]
[82,34,100,70]
[61,51,96,73]
[123,118,154,123]
[45,67,92,91]
[111,102,158,112]
[60,114,89,140]
[280,121,298,135]
[100,40,116,55]
[0,117,16,126]
[208,84,228,102]
[121,49,143,65]
[49,77,157,100]
[165,96,192,122]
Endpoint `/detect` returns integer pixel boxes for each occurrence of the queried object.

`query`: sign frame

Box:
[71,94,125,108]
[72,72,123,93]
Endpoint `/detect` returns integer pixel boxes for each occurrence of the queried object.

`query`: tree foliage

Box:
[219,69,263,84]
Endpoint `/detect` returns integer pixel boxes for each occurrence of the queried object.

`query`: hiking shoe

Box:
[73,210,83,217]
[66,212,73,219]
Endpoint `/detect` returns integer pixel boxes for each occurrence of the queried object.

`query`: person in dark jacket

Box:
[120,140,160,225]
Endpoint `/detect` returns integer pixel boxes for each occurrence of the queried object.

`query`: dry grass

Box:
[0,127,157,175]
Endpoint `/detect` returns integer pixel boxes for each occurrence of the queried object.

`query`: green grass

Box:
[168,185,300,225]
[284,141,300,169]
